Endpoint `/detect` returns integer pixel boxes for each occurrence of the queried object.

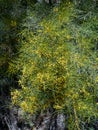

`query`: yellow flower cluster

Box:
[20,96,37,114]
[37,73,44,82]
[37,72,50,82]
[29,96,36,102]
[66,35,71,40]
[53,104,62,110]
[11,90,20,104]
[95,76,98,83]
[96,58,98,61]
[20,101,28,111]
[11,20,16,27]
[57,57,67,67]
[53,7,58,12]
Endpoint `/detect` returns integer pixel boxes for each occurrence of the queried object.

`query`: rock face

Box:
[2,107,67,130]
[1,107,98,130]
[4,108,19,130]
[33,112,67,130]
[56,114,66,130]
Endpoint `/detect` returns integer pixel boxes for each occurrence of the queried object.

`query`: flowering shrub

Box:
[11,2,98,129]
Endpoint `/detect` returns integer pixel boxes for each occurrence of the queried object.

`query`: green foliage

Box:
[11,1,98,129]
[0,0,29,125]
[0,0,28,81]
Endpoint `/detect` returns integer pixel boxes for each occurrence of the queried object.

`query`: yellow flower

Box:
[96,58,98,61]
[66,35,71,40]
[53,7,58,12]
[44,73,50,80]
[37,73,43,81]
[11,90,20,102]
[11,20,16,27]
[20,101,28,111]
[57,57,67,66]
[29,96,36,102]
[53,104,62,110]
[95,76,98,83]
